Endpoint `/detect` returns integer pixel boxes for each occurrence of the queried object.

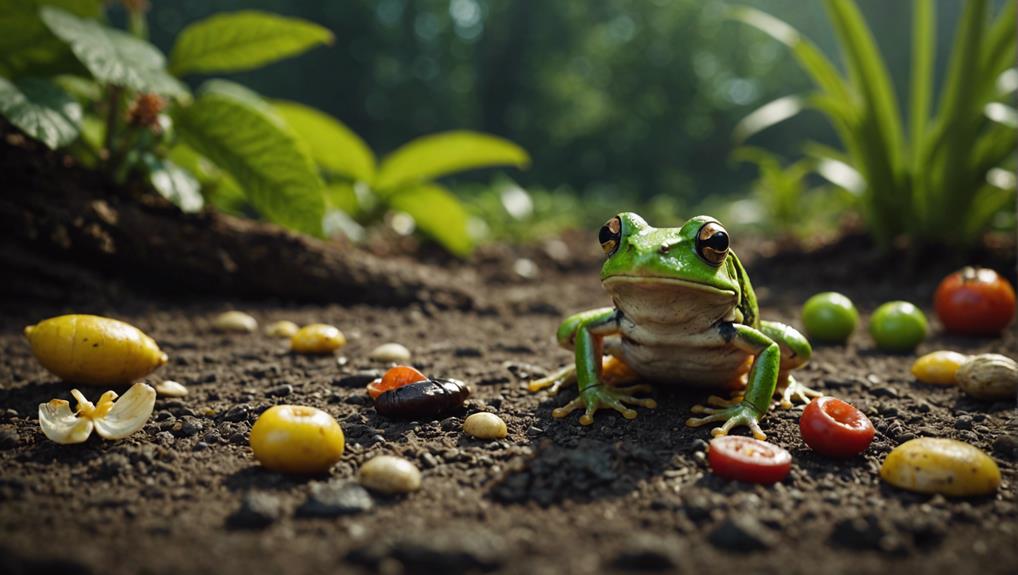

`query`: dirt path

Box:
[1,239,1015,575]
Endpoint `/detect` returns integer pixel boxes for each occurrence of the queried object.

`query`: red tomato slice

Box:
[366,365,427,399]
[708,436,791,484]
[799,397,874,458]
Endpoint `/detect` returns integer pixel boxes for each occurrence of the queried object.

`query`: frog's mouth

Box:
[601,275,736,298]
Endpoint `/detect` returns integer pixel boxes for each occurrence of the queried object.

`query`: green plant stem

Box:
[103,85,122,167]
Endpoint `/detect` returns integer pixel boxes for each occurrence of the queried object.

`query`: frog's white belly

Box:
[604,275,752,388]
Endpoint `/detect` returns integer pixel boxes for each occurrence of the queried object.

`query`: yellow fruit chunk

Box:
[290,324,346,354]
[264,320,299,338]
[880,438,1001,497]
[250,405,344,474]
[24,315,168,386]
[911,351,969,385]
[38,382,156,444]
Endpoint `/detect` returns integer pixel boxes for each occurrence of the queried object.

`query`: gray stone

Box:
[708,516,778,552]
[228,492,284,529]
[608,533,682,570]
[297,481,373,518]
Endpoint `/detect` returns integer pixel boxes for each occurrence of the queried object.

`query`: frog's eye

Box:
[696,221,729,265]
[599,216,622,256]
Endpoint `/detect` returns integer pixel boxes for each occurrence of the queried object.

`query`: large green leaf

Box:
[272,100,375,182]
[0,0,99,78]
[39,6,186,98]
[0,76,81,149]
[143,154,203,213]
[825,0,905,234]
[388,183,473,256]
[375,131,529,192]
[908,0,933,177]
[174,81,325,235]
[169,11,332,76]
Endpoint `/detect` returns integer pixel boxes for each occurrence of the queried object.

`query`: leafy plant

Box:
[271,100,529,256]
[732,0,1017,248]
[731,146,852,240]
[0,1,528,254]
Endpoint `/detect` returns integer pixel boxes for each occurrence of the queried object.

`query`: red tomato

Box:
[799,397,874,458]
[934,267,1016,336]
[366,365,427,399]
[708,436,792,484]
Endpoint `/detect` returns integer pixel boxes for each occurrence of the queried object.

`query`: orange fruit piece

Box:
[367,365,427,399]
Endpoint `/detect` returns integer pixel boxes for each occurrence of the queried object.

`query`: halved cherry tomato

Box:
[366,365,427,399]
[799,397,874,458]
[707,436,791,484]
[934,267,1016,336]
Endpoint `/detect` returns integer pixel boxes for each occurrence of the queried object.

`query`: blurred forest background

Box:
[130,0,1003,237]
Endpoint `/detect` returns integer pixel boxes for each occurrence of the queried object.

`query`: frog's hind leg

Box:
[527,353,643,396]
[760,320,822,409]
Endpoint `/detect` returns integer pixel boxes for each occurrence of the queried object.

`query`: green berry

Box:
[801,292,858,344]
[869,301,927,352]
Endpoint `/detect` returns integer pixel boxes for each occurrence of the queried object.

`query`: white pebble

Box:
[212,311,257,333]
[264,320,299,338]
[463,412,508,440]
[369,343,411,362]
[358,455,421,494]
[155,380,188,397]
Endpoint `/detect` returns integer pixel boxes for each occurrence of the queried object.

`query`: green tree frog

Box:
[530,213,819,439]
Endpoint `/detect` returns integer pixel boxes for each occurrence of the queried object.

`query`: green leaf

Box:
[388,183,473,256]
[323,182,359,214]
[909,0,933,171]
[272,100,375,182]
[376,131,529,192]
[0,0,100,78]
[733,95,805,143]
[728,7,852,101]
[40,6,187,98]
[169,10,333,76]
[964,183,1015,240]
[174,81,325,235]
[0,76,81,149]
[143,155,203,213]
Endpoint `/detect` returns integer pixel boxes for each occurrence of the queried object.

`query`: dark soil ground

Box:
[1,232,1016,575]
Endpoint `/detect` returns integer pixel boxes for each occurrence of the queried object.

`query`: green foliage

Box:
[273,100,375,182]
[1,3,526,254]
[142,154,203,213]
[733,0,1017,248]
[175,81,325,235]
[39,7,185,98]
[375,132,530,192]
[0,0,100,78]
[272,100,529,255]
[732,147,814,233]
[169,11,333,77]
[0,76,80,149]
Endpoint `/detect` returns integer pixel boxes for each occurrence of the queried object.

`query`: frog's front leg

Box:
[686,323,781,439]
[544,308,656,425]
[760,320,821,409]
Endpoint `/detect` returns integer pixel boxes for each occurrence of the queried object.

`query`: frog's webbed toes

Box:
[529,365,576,395]
[553,384,653,425]
[686,404,766,440]
[778,376,822,409]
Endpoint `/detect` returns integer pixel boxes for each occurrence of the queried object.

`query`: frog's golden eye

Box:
[599,216,622,256]
[696,221,729,265]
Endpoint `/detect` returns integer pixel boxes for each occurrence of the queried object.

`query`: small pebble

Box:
[513,258,539,279]
[358,455,421,495]
[155,380,188,397]
[264,320,299,338]
[369,343,411,362]
[213,311,257,333]
[463,413,508,440]
[227,492,284,529]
